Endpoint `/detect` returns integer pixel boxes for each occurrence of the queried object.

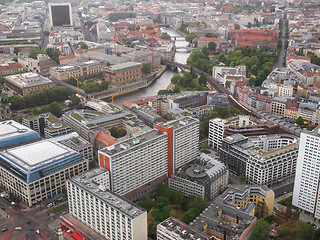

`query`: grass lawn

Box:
[50,203,68,214]
[279,196,292,207]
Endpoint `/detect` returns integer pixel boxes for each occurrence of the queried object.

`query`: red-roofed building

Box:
[228,29,278,50]
[95,131,118,149]
[198,38,219,49]
[286,56,311,65]
[238,86,272,113]
[0,62,23,75]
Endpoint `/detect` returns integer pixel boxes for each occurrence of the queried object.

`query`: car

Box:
[29,228,34,231]
[15,227,22,230]
[47,203,53,208]
[1,228,7,232]
[36,229,40,234]
[25,220,30,224]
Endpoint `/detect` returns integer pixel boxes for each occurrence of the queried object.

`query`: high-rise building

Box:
[293,128,320,219]
[98,130,168,198]
[0,90,11,121]
[67,167,147,240]
[156,117,199,177]
[48,3,73,28]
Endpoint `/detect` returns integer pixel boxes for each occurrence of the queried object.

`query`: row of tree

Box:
[10,86,73,110]
[68,78,109,94]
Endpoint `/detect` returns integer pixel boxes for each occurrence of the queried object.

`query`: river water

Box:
[113,28,190,106]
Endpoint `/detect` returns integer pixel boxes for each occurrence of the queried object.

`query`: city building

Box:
[190,201,256,240]
[212,65,246,85]
[103,62,142,85]
[217,185,275,217]
[50,60,106,81]
[0,62,23,75]
[197,38,219,49]
[271,97,287,116]
[208,115,281,151]
[0,140,88,206]
[293,127,320,220]
[169,153,229,200]
[156,117,200,177]
[18,54,53,75]
[220,133,298,186]
[157,217,209,240]
[98,129,168,198]
[129,105,163,128]
[49,3,73,28]
[0,90,11,121]
[22,113,72,138]
[4,72,54,96]
[67,167,147,240]
[0,120,40,149]
[168,92,208,109]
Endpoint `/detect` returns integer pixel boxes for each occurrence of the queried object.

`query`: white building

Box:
[293,128,320,219]
[98,130,168,198]
[67,167,147,240]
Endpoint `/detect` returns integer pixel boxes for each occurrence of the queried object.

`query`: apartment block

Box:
[67,168,147,240]
[0,140,88,206]
[271,97,287,116]
[220,134,298,186]
[156,117,200,177]
[0,62,23,75]
[98,130,168,198]
[217,185,275,217]
[169,153,228,200]
[293,128,320,219]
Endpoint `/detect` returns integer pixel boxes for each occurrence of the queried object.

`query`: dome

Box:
[292,28,299,33]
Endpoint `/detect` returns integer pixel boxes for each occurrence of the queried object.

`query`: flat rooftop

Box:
[0,120,40,149]
[5,72,53,88]
[159,116,199,129]
[69,167,145,219]
[105,61,141,72]
[100,129,165,156]
[0,140,78,172]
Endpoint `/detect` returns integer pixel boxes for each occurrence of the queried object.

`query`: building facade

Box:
[67,168,147,240]
[169,153,229,200]
[103,62,142,85]
[0,90,11,121]
[293,128,320,219]
[0,140,88,206]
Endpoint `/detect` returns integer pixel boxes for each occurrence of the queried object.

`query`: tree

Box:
[208,41,216,51]
[49,101,62,117]
[109,127,127,138]
[28,48,45,59]
[70,94,80,107]
[238,174,246,184]
[205,33,217,38]
[68,77,78,87]
[14,47,19,55]
[12,57,18,62]
[145,26,154,30]
[234,23,240,29]
[202,46,209,56]
[183,208,199,223]
[142,62,151,74]
[296,116,304,127]
[225,80,231,89]
[277,40,283,50]
[247,22,252,28]
[138,195,154,211]
[80,43,88,49]
[249,219,270,240]
[278,220,315,240]
[171,74,181,84]
[185,33,196,43]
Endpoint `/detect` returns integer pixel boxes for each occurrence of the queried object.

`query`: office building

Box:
[0,62,23,75]
[217,185,275,217]
[49,3,73,28]
[67,168,147,240]
[293,127,320,219]
[4,72,54,96]
[168,92,208,109]
[98,130,168,198]
[157,117,200,177]
[23,113,72,138]
[169,153,229,200]
[0,90,11,121]
[0,140,88,206]
[220,133,298,186]
[0,120,40,149]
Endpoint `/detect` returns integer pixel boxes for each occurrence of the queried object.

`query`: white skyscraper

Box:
[293,128,320,218]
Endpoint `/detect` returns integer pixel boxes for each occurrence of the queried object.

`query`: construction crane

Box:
[113,33,125,56]
[147,34,170,71]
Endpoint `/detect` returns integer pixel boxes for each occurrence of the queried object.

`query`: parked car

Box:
[29,228,34,231]
[15,227,22,230]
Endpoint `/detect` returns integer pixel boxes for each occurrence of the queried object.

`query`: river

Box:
[113,28,190,106]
